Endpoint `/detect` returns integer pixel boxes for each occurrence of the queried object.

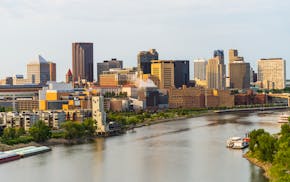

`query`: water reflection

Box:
[0,112,282,182]
[250,164,268,182]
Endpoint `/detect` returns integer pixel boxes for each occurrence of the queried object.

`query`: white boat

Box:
[278,113,289,123]
[226,137,249,149]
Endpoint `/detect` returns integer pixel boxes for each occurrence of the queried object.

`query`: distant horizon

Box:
[0,0,289,81]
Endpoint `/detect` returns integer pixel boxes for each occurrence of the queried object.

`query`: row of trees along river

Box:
[0,119,96,147]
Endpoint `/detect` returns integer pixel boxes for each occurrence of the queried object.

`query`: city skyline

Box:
[0,0,289,81]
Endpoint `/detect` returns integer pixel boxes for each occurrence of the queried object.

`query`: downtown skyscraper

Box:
[258,58,286,89]
[27,55,55,85]
[137,49,159,74]
[228,49,250,89]
[206,50,226,90]
[72,42,94,82]
[193,59,207,80]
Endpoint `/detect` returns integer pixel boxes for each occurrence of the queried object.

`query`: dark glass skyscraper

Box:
[72,43,94,82]
[213,50,224,64]
[137,49,158,74]
[174,60,189,88]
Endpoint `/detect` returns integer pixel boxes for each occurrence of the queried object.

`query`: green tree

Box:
[126,116,138,125]
[281,123,290,135]
[82,118,96,137]
[62,121,85,139]
[255,133,276,162]
[17,127,26,136]
[29,120,51,142]
[249,129,265,152]
[1,127,17,141]
[0,106,5,112]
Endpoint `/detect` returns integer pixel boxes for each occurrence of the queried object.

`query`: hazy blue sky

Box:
[0,0,289,81]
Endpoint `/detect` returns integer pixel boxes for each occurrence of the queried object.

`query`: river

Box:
[0,111,285,182]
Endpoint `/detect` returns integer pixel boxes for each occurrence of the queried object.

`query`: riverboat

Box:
[4,146,51,158]
[226,136,249,149]
[19,146,51,158]
[0,153,21,164]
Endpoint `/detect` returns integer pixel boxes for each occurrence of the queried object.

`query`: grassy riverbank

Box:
[108,108,211,128]
[244,124,290,182]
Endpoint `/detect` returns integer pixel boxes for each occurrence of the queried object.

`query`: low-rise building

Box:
[234,91,268,105]
[0,111,66,130]
[168,86,234,108]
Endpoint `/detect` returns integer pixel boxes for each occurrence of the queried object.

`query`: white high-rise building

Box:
[193,59,207,80]
[258,58,286,90]
[92,96,108,133]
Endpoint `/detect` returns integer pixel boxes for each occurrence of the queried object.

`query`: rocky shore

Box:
[243,152,272,180]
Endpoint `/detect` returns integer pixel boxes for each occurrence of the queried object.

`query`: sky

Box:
[0,0,289,81]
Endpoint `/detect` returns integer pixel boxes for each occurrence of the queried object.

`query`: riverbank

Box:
[0,111,215,151]
[214,106,289,113]
[243,152,272,180]
[0,107,286,152]
[127,110,215,130]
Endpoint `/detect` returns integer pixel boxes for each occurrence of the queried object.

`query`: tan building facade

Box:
[206,57,226,90]
[151,60,175,89]
[48,62,56,81]
[193,59,207,80]
[168,87,234,109]
[26,55,56,84]
[258,58,286,89]
[99,74,119,87]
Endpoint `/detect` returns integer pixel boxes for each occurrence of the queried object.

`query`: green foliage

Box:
[82,118,96,137]
[256,133,276,162]
[270,87,290,94]
[17,127,26,136]
[0,127,32,145]
[249,129,276,162]
[61,121,85,139]
[126,116,138,125]
[106,108,208,127]
[29,120,51,142]
[281,123,290,136]
[0,106,13,112]
[61,118,96,139]
[250,124,290,181]
[0,106,5,112]
[249,129,265,152]
[51,131,65,139]
[1,135,33,145]
[2,127,17,141]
